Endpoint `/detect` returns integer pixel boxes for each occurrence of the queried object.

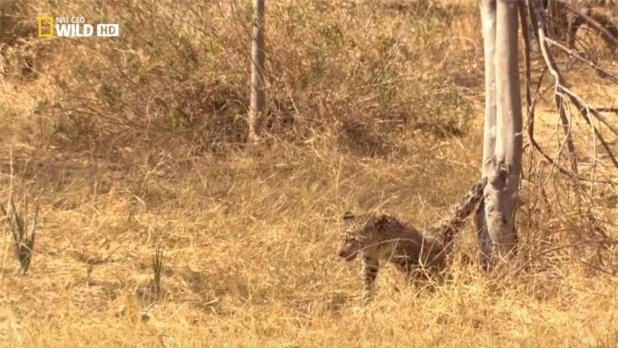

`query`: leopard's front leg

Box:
[361,252,380,303]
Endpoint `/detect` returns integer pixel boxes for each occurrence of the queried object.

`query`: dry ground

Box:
[0,0,617,346]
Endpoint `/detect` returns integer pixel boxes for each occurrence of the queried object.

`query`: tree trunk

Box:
[249,0,265,144]
[476,0,522,271]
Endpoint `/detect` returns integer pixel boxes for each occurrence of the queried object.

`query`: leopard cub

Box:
[337,176,487,302]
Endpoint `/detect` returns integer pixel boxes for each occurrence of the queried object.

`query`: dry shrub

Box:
[1,0,477,157]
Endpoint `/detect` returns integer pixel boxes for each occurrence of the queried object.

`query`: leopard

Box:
[337,176,488,302]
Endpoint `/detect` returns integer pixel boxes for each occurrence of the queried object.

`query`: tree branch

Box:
[555,0,618,48]
[545,38,618,85]
[526,0,618,180]
[529,1,580,178]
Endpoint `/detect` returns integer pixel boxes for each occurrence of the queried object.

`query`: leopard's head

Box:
[337,211,369,261]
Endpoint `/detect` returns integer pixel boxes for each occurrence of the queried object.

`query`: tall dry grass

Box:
[0,0,617,346]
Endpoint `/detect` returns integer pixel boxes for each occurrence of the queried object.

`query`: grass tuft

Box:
[1,195,39,275]
[151,245,164,301]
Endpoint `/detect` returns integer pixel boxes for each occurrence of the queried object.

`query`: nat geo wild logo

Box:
[38,16,119,38]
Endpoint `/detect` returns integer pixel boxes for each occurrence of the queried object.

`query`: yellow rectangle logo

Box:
[38,16,54,38]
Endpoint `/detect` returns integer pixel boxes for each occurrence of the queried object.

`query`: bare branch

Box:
[594,107,618,113]
[566,92,618,137]
[563,91,618,171]
[526,0,618,180]
[529,1,580,178]
[545,38,618,85]
[555,0,618,48]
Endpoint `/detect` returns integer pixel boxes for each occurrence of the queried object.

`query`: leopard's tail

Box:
[429,176,487,251]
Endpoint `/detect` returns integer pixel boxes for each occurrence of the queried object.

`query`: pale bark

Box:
[476,0,522,271]
[249,0,265,143]
[476,0,497,270]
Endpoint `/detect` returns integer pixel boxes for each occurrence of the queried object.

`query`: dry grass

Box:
[0,0,617,346]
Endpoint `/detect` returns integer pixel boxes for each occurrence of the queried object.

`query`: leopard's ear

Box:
[372,214,390,228]
[342,211,355,222]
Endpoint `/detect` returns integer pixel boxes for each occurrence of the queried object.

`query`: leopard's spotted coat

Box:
[337,177,488,302]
